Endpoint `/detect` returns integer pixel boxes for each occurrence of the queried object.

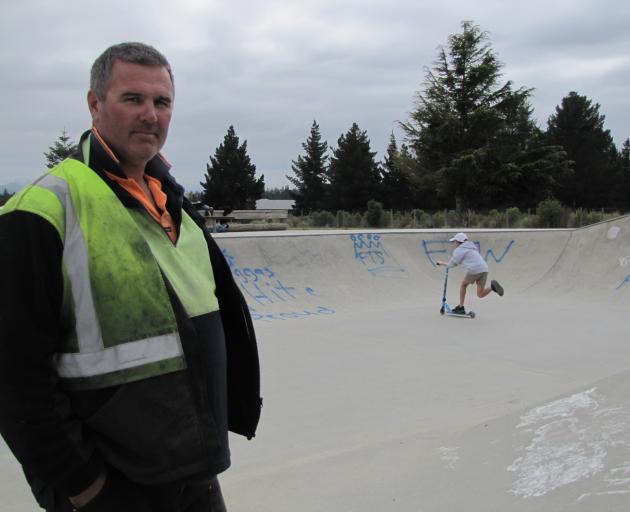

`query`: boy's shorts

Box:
[463,272,488,288]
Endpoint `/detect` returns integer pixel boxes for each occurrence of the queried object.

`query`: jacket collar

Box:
[76,127,174,182]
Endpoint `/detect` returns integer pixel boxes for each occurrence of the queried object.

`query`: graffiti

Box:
[616,274,630,290]
[422,239,516,267]
[608,226,621,240]
[249,305,336,322]
[485,240,515,263]
[350,233,405,274]
[221,248,336,321]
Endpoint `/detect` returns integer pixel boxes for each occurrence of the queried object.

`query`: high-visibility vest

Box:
[2,156,219,390]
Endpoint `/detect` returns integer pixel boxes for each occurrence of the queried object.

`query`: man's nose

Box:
[140,101,158,123]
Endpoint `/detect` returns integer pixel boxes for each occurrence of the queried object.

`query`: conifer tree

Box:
[380,133,417,210]
[0,188,13,206]
[622,139,630,173]
[546,92,619,208]
[326,123,381,212]
[263,186,294,200]
[44,129,78,168]
[287,121,328,213]
[201,126,264,210]
[402,21,569,210]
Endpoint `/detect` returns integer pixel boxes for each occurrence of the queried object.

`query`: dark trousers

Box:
[46,474,226,512]
[143,476,226,512]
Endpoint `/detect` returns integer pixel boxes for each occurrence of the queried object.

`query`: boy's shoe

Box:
[491,280,504,296]
[451,305,466,314]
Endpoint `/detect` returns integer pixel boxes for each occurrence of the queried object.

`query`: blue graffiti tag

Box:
[616,274,630,290]
[484,240,515,263]
[422,240,449,267]
[221,248,336,321]
[423,239,515,266]
[249,306,337,322]
[350,233,405,274]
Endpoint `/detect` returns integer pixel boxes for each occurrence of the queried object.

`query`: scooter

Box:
[440,268,476,319]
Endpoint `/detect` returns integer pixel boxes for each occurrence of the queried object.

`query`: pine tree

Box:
[287,121,329,213]
[0,188,14,206]
[622,139,630,172]
[326,123,381,212]
[613,138,630,210]
[546,92,619,208]
[200,126,264,210]
[380,133,417,210]
[401,21,569,211]
[44,129,78,168]
[263,186,294,199]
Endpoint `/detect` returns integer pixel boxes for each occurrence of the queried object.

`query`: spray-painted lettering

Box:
[616,274,630,290]
[221,248,336,321]
[423,239,515,266]
[350,233,405,274]
[249,305,337,322]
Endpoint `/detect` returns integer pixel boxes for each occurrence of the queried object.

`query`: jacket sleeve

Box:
[0,211,104,497]
[182,200,262,439]
[446,247,464,269]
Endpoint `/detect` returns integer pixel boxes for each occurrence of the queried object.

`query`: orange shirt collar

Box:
[105,171,178,243]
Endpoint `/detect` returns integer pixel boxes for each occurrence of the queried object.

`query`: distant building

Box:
[256,199,295,211]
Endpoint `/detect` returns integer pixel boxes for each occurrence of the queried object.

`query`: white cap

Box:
[449,232,468,243]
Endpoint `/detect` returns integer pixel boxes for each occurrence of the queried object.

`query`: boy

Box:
[436,232,504,314]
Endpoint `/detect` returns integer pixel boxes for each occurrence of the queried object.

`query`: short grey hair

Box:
[90,42,174,100]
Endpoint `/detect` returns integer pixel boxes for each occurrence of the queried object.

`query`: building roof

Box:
[256,199,295,210]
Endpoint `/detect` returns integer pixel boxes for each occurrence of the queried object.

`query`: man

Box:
[0,43,261,511]
[436,232,504,314]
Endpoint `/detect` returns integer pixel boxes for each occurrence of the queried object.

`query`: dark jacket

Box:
[0,130,261,508]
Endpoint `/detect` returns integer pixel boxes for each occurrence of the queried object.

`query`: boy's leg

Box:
[473,273,492,298]
[478,284,492,298]
[459,281,467,307]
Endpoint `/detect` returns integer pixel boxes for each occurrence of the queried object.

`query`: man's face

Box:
[88,60,174,172]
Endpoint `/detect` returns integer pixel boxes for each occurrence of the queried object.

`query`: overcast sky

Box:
[1,0,628,191]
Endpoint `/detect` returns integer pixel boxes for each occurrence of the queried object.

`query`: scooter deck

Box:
[445,310,476,319]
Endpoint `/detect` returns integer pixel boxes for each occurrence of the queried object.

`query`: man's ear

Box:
[87,90,100,120]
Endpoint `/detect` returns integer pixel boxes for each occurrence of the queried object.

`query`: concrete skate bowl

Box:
[215,214,630,320]
[5,219,630,512]
[213,216,630,512]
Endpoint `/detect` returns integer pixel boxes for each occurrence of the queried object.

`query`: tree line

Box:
[288,21,629,214]
[38,21,629,216]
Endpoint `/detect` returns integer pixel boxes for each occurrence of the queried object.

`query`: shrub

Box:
[432,211,446,228]
[342,211,363,228]
[517,213,538,228]
[288,215,311,228]
[536,198,567,228]
[411,209,433,228]
[366,200,384,227]
[393,211,414,228]
[311,210,336,227]
[482,209,504,228]
[585,211,606,225]
[446,209,460,227]
[506,207,521,227]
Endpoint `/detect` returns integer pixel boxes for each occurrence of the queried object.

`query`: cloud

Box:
[1,0,629,190]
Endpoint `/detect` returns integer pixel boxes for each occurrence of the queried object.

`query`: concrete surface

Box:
[3,217,630,510]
